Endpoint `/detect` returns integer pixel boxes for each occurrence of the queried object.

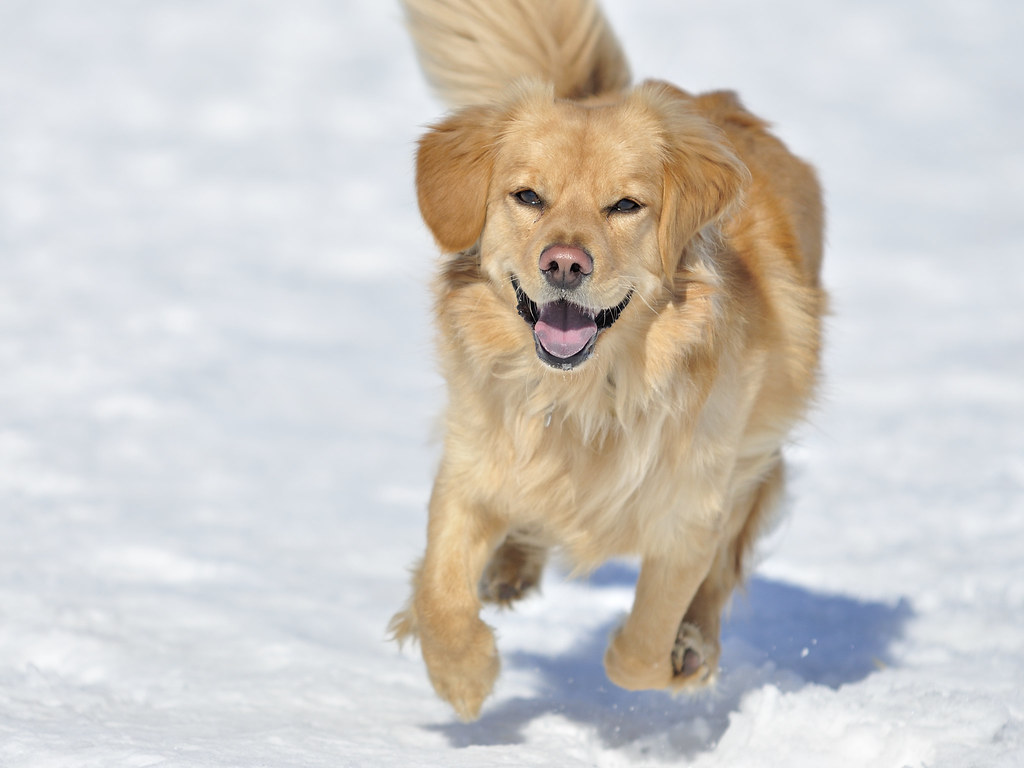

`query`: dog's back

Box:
[400,0,631,107]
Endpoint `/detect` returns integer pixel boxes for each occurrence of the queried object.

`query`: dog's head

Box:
[416,80,747,372]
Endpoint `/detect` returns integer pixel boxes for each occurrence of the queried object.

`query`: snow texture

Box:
[1,1,1022,766]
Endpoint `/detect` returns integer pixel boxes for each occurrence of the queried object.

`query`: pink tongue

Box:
[534,301,598,359]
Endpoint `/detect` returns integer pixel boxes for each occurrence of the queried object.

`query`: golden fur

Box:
[391,0,826,721]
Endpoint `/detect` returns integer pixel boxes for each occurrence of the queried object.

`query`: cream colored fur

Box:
[391,0,826,722]
[400,0,630,106]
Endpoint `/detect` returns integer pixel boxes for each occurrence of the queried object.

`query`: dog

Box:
[390,0,826,721]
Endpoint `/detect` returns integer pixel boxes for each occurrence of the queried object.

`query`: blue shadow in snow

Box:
[429,563,912,754]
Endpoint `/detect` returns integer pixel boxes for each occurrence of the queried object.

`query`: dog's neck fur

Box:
[434,230,731,466]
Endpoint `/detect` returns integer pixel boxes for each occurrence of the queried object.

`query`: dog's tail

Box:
[399,0,631,108]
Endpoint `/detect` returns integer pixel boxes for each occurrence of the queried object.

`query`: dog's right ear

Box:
[415,105,497,253]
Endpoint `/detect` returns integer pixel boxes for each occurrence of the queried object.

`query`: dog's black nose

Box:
[539,245,593,289]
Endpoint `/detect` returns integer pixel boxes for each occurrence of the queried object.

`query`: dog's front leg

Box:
[603,544,716,691]
[412,476,507,720]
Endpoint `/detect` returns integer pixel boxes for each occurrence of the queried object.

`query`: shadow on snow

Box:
[427,563,912,757]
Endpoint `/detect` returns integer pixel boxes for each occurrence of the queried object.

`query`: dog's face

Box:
[416,80,746,371]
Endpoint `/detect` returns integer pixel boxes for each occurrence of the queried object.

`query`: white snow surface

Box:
[1,1,1022,766]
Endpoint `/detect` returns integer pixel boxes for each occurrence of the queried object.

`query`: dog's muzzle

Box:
[512,275,632,370]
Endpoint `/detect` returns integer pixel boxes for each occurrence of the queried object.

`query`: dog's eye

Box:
[611,198,641,213]
[513,189,543,206]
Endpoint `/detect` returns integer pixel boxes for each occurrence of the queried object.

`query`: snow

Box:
[1,0,1022,765]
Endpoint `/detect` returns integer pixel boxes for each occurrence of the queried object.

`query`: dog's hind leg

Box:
[672,456,786,686]
[670,554,730,688]
[479,531,548,607]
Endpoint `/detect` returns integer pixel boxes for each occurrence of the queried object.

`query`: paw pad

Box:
[671,621,715,685]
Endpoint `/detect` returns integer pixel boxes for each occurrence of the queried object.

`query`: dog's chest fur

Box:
[442,327,765,569]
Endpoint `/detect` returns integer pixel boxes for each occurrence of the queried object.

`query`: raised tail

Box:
[399,0,631,108]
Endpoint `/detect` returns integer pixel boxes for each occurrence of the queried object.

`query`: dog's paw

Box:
[479,541,544,607]
[421,619,500,721]
[670,621,719,689]
[479,567,540,607]
[603,627,675,691]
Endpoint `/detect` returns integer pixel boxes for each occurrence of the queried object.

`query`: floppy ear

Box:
[415,105,497,253]
[657,140,747,278]
[650,91,748,278]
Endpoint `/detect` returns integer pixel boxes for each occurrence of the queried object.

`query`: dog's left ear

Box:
[416,105,498,253]
[644,84,749,279]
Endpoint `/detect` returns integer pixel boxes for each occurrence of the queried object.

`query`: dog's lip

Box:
[511,275,633,370]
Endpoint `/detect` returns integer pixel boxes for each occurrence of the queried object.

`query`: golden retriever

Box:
[390,0,826,721]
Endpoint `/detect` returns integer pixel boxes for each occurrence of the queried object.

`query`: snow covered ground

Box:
[1,1,1022,765]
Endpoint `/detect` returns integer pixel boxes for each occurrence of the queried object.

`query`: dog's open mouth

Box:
[512,275,632,370]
